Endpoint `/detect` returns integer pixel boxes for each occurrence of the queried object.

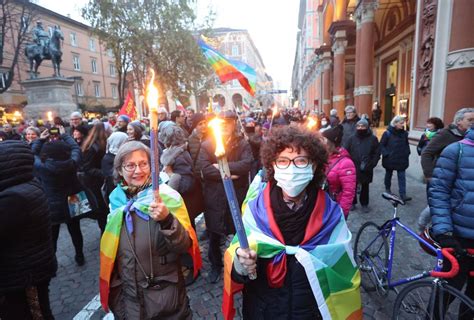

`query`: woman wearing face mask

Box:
[344,118,381,213]
[417,117,444,156]
[223,126,362,320]
[319,115,331,132]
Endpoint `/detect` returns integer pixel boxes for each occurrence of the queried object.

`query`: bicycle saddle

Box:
[382,192,405,206]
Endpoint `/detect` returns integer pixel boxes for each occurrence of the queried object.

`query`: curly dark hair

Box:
[260,126,328,185]
[427,117,444,130]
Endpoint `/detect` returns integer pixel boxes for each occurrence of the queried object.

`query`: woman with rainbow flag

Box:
[99,141,201,319]
[222,126,362,320]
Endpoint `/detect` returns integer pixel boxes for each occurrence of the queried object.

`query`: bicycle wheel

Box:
[353,221,389,293]
[392,279,474,320]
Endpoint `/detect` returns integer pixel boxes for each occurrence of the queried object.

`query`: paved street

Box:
[50,163,431,319]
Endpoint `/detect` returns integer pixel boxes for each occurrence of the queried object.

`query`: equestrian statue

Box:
[25,21,64,79]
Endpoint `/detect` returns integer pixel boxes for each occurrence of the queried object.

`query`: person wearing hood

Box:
[32,133,85,266]
[102,132,129,203]
[344,118,380,213]
[0,141,57,319]
[428,123,474,310]
[322,125,356,218]
[421,107,474,181]
[115,115,130,133]
[127,121,150,147]
[341,105,360,147]
[380,116,412,202]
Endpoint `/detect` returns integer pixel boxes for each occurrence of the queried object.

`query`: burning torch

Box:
[145,69,160,200]
[209,117,257,280]
[269,105,278,131]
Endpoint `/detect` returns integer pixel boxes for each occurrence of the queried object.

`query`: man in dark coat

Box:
[1,123,21,140]
[380,115,412,201]
[196,110,253,283]
[0,141,57,319]
[344,118,380,212]
[421,107,474,181]
[341,105,361,147]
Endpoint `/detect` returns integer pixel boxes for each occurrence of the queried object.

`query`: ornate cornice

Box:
[355,1,378,26]
[354,85,374,96]
[446,48,474,70]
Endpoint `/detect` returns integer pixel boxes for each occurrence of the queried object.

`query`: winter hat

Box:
[117,115,131,123]
[356,118,369,128]
[40,141,71,161]
[190,113,206,132]
[160,125,186,147]
[128,121,144,138]
[322,125,343,147]
[0,141,34,192]
[106,132,128,155]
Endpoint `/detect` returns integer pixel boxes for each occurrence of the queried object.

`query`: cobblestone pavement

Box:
[50,164,430,319]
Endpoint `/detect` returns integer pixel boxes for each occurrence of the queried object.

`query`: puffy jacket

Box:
[421,125,464,179]
[429,129,474,238]
[326,147,356,217]
[0,141,57,293]
[380,126,410,171]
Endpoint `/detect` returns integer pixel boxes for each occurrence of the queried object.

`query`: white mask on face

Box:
[273,164,314,197]
[321,120,328,127]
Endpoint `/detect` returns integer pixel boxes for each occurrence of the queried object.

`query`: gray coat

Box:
[108,213,191,319]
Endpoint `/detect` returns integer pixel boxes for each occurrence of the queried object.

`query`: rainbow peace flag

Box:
[223,181,362,320]
[198,37,256,96]
[99,184,202,312]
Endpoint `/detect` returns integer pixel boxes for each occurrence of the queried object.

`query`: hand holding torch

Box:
[145,69,160,201]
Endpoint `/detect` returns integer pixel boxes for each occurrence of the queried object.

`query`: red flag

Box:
[118,92,137,120]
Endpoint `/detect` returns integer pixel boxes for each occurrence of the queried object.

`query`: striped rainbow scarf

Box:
[99,184,202,312]
[222,180,362,320]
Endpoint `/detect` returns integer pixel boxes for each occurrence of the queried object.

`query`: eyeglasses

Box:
[274,156,311,169]
[122,161,150,172]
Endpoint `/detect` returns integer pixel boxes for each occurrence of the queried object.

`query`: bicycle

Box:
[353,192,474,319]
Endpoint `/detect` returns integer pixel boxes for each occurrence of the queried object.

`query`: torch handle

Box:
[150,127,160,200]
[218,158,257,280]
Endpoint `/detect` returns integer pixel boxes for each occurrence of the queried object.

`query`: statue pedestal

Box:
[21,77,76,120]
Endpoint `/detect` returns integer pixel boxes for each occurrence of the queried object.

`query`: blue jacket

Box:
[429,129,474,238]
[380,126,410,171]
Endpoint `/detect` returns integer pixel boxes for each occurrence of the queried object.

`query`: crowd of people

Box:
[1,103,473,319]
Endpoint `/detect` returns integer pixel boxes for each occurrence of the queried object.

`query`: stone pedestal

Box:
[20,77,76,120]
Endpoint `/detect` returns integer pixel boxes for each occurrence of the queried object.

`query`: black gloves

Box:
[437,233,464,256]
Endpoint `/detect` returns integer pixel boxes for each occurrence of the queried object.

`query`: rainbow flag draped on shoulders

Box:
[198,37,256,96]
[223,178,362,320]
[99,184,202,312]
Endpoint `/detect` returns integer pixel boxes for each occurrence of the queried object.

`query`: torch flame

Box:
[209,117,226,158]
[307,117,317,130]
[47,111,53,122]
[272,106,278,117]
[146,69,159,112]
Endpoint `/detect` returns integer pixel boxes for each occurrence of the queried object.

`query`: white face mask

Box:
[273,164,314,197]
[321,120,328,127]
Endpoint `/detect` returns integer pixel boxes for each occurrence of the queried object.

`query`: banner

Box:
[118,92,137,120]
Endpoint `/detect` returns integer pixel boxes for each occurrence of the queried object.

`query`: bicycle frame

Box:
[362,206,445,290]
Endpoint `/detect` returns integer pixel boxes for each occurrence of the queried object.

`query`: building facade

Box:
[292,0,474,137]
[197,28,273,112]
[0,1,119,118]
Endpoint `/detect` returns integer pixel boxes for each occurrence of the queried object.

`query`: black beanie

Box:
[73,125,89,137]
[322,125,343,147]
[190,113,206,132]
[41,141,71,161]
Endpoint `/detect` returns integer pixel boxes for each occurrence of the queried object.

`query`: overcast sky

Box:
[36,0,299,91]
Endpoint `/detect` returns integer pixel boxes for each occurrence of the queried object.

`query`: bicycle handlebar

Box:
[430,248,474,278]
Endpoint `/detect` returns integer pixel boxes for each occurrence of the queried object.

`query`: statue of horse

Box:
[25,27,64,79]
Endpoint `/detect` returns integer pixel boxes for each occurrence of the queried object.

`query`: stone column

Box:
[354,1,377,116]
[321,50,332,115]
[443,0,474,123]
[332,30,347,118]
